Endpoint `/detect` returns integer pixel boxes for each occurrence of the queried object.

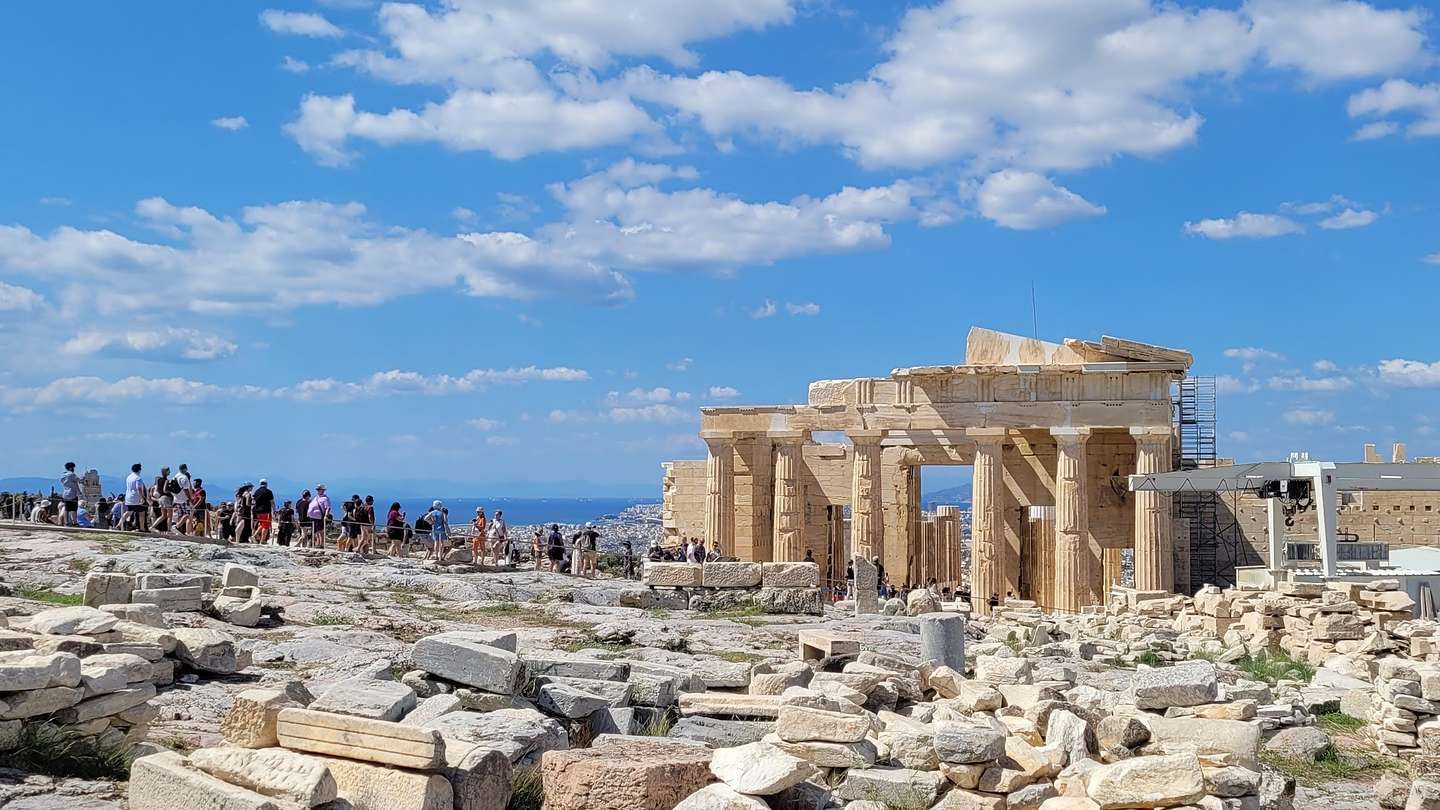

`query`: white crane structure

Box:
[1129,456,1440,579]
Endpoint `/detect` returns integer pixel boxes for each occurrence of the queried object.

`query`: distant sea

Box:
[382,497,652,526]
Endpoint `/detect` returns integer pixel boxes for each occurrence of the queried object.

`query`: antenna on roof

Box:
[1029,280,1039,340]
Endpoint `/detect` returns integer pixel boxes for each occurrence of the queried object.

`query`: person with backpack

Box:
[153,467,176,530]
[253,480,275,544]
[546,523,565,573]
[307,485,331,549]
[571,522,601,578]
[233,483,254,543]
[422,500,447,562]
[471,507,488,564]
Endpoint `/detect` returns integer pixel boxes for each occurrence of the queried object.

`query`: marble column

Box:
[1131,428,1174,592]
[935,505,961,590]
[848,431,885,562]
[703,432,735,556]
[771,432,808,562]
[1103,548,1125,589]
[970,429,1007,616]
[1051,427,1091,613]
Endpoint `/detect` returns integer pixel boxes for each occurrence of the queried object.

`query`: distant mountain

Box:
[922,483,972,510]
[0,473,651,500]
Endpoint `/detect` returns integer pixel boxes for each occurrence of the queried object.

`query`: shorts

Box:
[125,504,146,514]
[257,513,272,530]
[310,517,326,532]
[159,495,174,507]
[63,499,78,513]
[548,546,564,561]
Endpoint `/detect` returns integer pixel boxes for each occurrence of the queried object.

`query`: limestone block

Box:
[222,564,260,588]
[764,732,877,768]
[761,562,820,589]
[131,586,204,612]
[150,658,177,687]
[680,693,783,719]
[1084,753,1205,809]
[1311,612,1366,642]
[627,671,680,707]
[412,632,521,694]
[0,652,81,691]
[189,746,338,807]
[541,736,714,810]
[0,629,35,652]
[27,605,118,636]
[833,766,946,808]
[223,689,301,748]
[135,573,212,591]
[129,751,283,810]
[931,788,1005,810]
[213,595,265,628]
[425,708,567,768]
[102,640,165,662]
[709,741,814,795]
[1140,716,1260,770]
[933,721,1007,764]
[402,694,464,727]
[112,621,178,652]
[0,719,20,752]
[644,562,704,588]
[440,744,512,810]
[310,752,454,810]
[702,562,762,588]
[1132,661,1218,709]
[537,682,611,719]
[974,655,1032,685]
[172,628,248,674]
[0,686,83,720]
[58,683,156,723]
[29,634,102,656]
[775,705,869,743]
[277,707,446,770]
[674,783,768,810]
[311,678,417,722]
[669,716,775,749]
[522,656,629,682]
[797,629,860,661]
[84,573,133,608]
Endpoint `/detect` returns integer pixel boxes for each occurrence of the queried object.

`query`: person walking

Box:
[277,500,296,546]
[359,496,376,555]
[190,478,208,536]
[253,479,275,544]
[123,463,148,532]
[386,502,406,558]
[233,483,254,544]
[296,490,313,546]
[59,462,81,527]
[471,507,488,564]
[488,509,507,565]
[307,485,331,549]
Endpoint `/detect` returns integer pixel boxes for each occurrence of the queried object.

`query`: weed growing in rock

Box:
[15,585,83,605]
[1236,651,1314,685]
[0,722,138,779]
[1261,747,1401,787]
[508,766,543,810]
[309,611,351,626]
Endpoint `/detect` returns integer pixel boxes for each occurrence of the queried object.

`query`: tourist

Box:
[109,498,123,529]
[471,507,488,564]
[386,502,406,558]
[174,464,192,515]
[29,499,52,524]
[546,524,565,573]
[572,522,600,578]
[190,478,208,536]
[296,490,312,546]
[872,557,886,596]
[488,509,507,565]
[277,500,296,546]
[803,548,815,564]
[123,463,147,532]
[621,540,636,579]
[359,496,376,555]
[926,577,940,597]
[76,504,92,528]
[253,479,275,544]
[532,528,545,569]
[234,483,255,543]
[308,485,331,548]
[59,462,81,527]
[153,467,177,529]
[845,561,855,599]
[422,500,448,561]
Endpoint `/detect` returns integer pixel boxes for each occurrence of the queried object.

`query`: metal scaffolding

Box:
[1173,377,1247,590]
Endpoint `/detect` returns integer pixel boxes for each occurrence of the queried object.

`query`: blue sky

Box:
[2,0,1439,495]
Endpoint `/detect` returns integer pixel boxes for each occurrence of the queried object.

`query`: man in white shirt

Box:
[59,462,81,526]
[123,462,149,532]
[173,464,193,531]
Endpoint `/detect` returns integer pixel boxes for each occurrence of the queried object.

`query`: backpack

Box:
[167,477,182,495]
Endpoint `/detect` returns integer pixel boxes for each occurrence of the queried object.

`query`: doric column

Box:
[935,505,960,590]
[848,431,885,562]
[969,429,1007,615]
[1130,427,1173,592]
[1051,427,1091,613]
[771,432,808,562]
[703,432,735,555]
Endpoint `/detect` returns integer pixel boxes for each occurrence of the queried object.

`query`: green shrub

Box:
[15,586,84,605]
[508,766,543,810]
[1236,651,1315,685]
[0,722,138,779]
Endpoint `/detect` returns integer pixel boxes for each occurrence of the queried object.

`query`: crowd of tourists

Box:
[13,461,638,579]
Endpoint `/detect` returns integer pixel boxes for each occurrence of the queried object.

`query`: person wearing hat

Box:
[488,509,508,566]
[307,485,332,549]
[253,479,275,544]
[470,507,488,565]
[576,521,601,578]
[422,500,448,562]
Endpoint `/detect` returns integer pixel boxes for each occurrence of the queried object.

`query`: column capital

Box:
[1129,426,1171,440]
[847,430,887,445]
[700,430,738,444]
[968,427,1007,448]
[770,430,809,443]
[1049,427,1092,437]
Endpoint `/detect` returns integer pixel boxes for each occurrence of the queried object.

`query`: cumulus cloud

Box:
[1224,347,1285,362]
[1283,408,1335,425]
[751,300,777,319]
[608,403,689,423]
[0,281,43,312]
[281,56,311,74]
[170,430,212,440]
[211,116,248,131]
[260,10,344,38]
[785,302,820,316]
[1183,212,1303,239]
[60,328,238,362]
[707,385,741,399]
[667,357,694,372]
[1425,253,1440,266]
[1347,79,1440,140]
[0,376,270,410]
[1266,374,1354,392]
[1319,208,1379,230]
[976,171,1105,230]
[1378,359,1440,387]
[287,366,590,402]
[1216,374,1260,394]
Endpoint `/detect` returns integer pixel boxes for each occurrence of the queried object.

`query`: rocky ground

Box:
[0,524,1399,808]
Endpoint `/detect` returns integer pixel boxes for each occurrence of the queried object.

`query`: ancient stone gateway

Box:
[662,327,1192,615]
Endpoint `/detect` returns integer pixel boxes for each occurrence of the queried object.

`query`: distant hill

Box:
[0,473,651,500]
[922,483,972,510]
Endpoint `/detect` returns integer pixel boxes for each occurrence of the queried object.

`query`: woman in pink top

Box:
[307,485,332,549]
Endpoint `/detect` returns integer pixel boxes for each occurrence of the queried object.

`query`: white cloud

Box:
[1266,374,1353,392]
[170,430,212,440]
[0,376,271,410]
[1228,431,1250,442]
[467,417,502,431]
[281,56,312,74]
[84,432,151,442]
[60,328,238,361]
[1246,0,1428,80]
[1378,359,1440,388]
[707,385,741,399]
[1425,252,1440,266]
[751,299,777,319]
[1216,374,1259,394]
[260,10,343,38]
[667,357,694,372]
[1283,408,1335,425]
[976,171,1105,230]
[621,387,677,403]
[1347,80,1440,140]
[288,366,590,402]
[451,207,478,223]
[785,302,820,316]
[1223,347,1285,362]
[608,403,688,423]
[1183,212,1303,239]
[1318,208,1378,230]
[0,281,43,312]
[39,196,72,207]
[1313,359,1339,372]
[211,116,249,131]
[485,435,517,446]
